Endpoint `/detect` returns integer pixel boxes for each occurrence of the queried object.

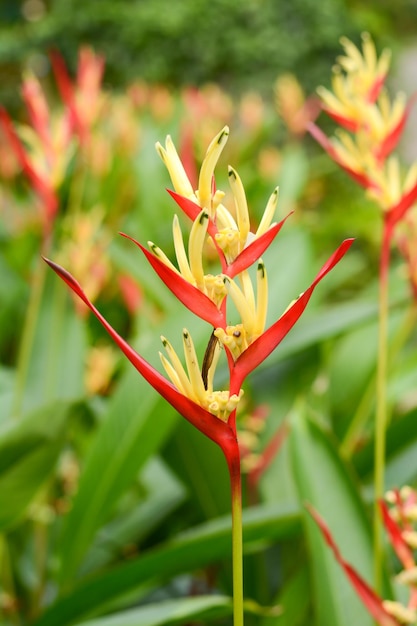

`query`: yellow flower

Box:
[214,260,268,358]
[156,126,229,215]
[159,329,243,421]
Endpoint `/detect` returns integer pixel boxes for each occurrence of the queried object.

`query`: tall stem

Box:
[226,442,244,626]
[373,221,391,590]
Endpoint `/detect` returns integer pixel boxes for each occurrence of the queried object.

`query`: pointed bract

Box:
[43,257,234,449]
[307,504,401,626]
[226,215,292,278]
[120,233,225,328]
[379,500,415,569]
[232,239,354,387]
[167,189,220,240]
[308,122,377,190]
[387,179,417,228]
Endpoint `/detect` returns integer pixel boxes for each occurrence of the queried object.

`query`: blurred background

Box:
[2,0,417,106]
[2,1,417,626]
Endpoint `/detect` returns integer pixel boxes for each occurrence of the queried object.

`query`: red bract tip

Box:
[232,238,355,388]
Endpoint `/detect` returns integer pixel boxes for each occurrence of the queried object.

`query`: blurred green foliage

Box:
[1,0,416,112]
[1,10,417,626]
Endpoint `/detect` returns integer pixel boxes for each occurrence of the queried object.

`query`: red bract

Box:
[321,109,361,133]
[386,180,417,230]
[307,122,379,191]
[375,99,412,162]
[120,232,226,328]
[231,238,354,390]
[307,504,400,626]
[0,107,58,227]
[379,500,415,570]
[21,75,52,158]
[43,257,237,456]
[225,217,291,278]
[168,189,293,277]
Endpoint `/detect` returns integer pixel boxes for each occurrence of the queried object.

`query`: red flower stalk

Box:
[307,504,401,626]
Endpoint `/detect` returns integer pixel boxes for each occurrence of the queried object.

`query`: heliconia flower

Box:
[318,33,391,130]
[309,33,417,232]
[45,126,354,470]
[51,47,105,146]
[44,237,352,444]
[0,87,74,236]
[0,107,58,226]
[307,504,401,626]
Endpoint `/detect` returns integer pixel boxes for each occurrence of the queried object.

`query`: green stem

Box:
[341,302,416,459]
[373,222,391,591]
[227,443,244,626]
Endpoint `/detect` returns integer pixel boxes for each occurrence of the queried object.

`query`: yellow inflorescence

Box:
[154,128,279,420]
[382,601,417,625]
[316,34,415,216]
[159,329,243,421]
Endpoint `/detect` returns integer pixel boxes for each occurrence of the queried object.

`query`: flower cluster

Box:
[0,47,104,238]
[309,33,417,231]
[45,127,352,457]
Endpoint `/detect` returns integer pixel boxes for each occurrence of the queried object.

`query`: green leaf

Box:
[289,406,374,626]
[79,457,187,576]
[74,595,233,626]
[58,370,178,585]
[164,420,232,520]
[0,401,70,530]
[33,502,300,626]
[260,566,310,626]
[21,273,87,414]
[58,306,212,585]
